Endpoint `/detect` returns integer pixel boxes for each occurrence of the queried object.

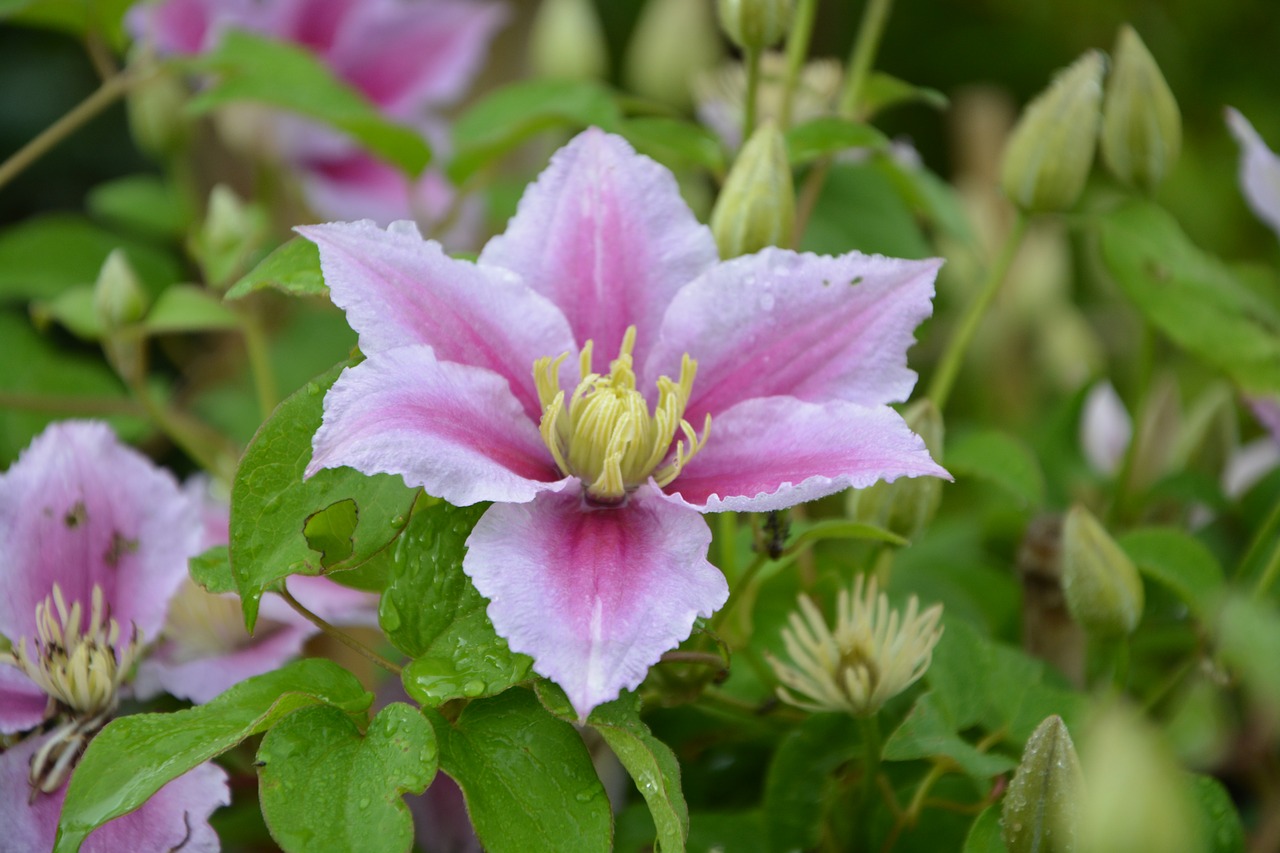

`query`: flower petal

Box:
[645,248,942,424]
[0,734,229,853]
[308,347,568,506]
[0,421,201,645]
[662,397,949,512]
[1226,108,1280,239]
[1080,380,1133,477]
[464,485,727,719]
[298,220,576,417]
[479,128,718,372]
[1249,395,1280,445]
[0,665,48,734]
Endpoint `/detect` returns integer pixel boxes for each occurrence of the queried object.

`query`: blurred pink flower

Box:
[301,128,946,718]
[131,0,507,234]
[1080,380,1132,477]
[1226,107,1280,239]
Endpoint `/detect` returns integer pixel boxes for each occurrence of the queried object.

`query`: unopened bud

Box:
[93,249,149,330]
[530,0,609,82]
[625,0,723,109]
[1100,26,1181,193]
[716,0,794,52]
[710,121,794,257]
[126,57,190,157]
[1000,51,1105,212]
[194,185,267,288]
[1001,715,1083,853]
[1061,504,1144,636]
[848,400,944,540]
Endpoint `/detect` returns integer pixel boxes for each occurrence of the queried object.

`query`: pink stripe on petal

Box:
[0,665,48,734]
[1226,108,1280,240]
[308,348,568,506]
[646,248,941,424]
[662,397,949,512]
[479,129,718,372]
[298,220,575,417]
[464,486,727,719]
[0,735,229,853]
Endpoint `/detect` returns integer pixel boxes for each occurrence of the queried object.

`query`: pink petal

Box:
[127,0,269,54]
[308,347,569,506]
[478,128,719,373]
[1226,108,1280,239]
[645,248,942,425]
[0,421,201,645]
[1248,395,1280,445]
[1080,381,1133,477]
[0,665,48,734]
[0,734,229,853]
[662,397,949,512]
[298,220,576,418]
[464,485,727,719]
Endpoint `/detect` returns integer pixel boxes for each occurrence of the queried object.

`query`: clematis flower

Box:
[0,421,228,851]
[130,0,507,232]
[301,128,947,718]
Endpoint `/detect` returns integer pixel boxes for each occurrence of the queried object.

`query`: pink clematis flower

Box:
[301,129,948,718]
[131,0,507,232]
[0,422,228,851]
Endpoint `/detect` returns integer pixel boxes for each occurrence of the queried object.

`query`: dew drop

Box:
[462,680,485,697]
[358,797,371,809]
[306,382,321,396]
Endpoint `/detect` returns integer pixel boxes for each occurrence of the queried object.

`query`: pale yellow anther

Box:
[534,325,710,502]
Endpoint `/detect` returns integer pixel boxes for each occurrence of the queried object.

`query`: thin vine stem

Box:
[277,586,402,676]
[838,0,896,120]
[778,0,818,129]
[742,45,763,143]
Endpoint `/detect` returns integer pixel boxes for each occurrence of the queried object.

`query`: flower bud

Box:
[1000,51,1106,212]
[1100,25,1181,194]
[710,121,794,257]
[1061,504,1144,636]
[848,400,944,540]
[625,0,723,109]
[716,0,794,52]
[193,185,267,288]
[530,0,609,82]
[126,55,190,157]
[93,249,149,330]
[1001,715,1083,853]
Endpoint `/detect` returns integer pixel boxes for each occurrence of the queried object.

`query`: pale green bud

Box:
[1061,504,1144,636]
[194,185,267,288]
[126,50,189,157]
[1100,25,1181,194]
[625,0,723,109]
[710,121,794,257]
[848,400,944,540]
[716,0,794,52]
[93,249,149,330]
[530,0,609,82]
[1001,715,1083,853]
[1000,51,1106,213]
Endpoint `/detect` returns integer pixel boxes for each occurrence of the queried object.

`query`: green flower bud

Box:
[710,121,794,257]
[848,400,944,540]
[126,50,189,157]
[530,0,609,82]
[1100,25,1181,194]
[1061,504,1144,636]
[716,0,794,52]
[1000,51,1106,213]
[625,0,723,109]
[1001,715,1083,853]
[194,185,267,288]
[93,249,149,330]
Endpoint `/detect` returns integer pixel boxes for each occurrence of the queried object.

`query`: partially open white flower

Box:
[770,575,943,716]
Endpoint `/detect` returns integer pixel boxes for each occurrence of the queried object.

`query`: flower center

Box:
[163,578,258,663]
[534,326,711,503]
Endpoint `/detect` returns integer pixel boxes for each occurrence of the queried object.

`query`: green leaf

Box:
[258,703,437,853]
[3,0,134,47]
[862,72,948,116]
[1189,774,1245,853]
[86,175,190,240]
[31,285,101,339]
[619,116,727,176]
[190,545,236,594]
[229,359,419,628]
[379,501,532,706]
[1216,595,1280,713]
[185,31,430,176]
[799,162,932,259]
[1118,527,1225,621]
[54,660,371,853]
[427,688,613,853]
[145,284,241,333]
[1098,200,1280,394]
[946,429,1046,508]
[926,619,991,730]
[303,498,359,569]
[882,692,1018,781]
[961,806,1008,853]
[449,79,622,185]
[763,714,862,853]
[225,237,326,301]
[784,117,888,167]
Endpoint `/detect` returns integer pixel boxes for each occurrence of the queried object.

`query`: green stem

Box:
[130,379,240,482]
[778,0,818,129]
[1248,497,1280,599]
[838,0,896,119]
[0,391,146,417]
[743,46,763,142]
[237,305,279,419]
[856,713,884,851]
[0,71,140,193]
[927,213,1029,411]
[277,587,402,676]
[711,552,769,631]
[717,511,739,578]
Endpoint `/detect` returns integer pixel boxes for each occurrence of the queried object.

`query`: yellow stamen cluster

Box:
[534,326,711,503]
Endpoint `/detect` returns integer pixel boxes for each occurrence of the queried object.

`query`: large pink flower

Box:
[302,129,947,718]
[131,0,507,230]
[0,422,228,850]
